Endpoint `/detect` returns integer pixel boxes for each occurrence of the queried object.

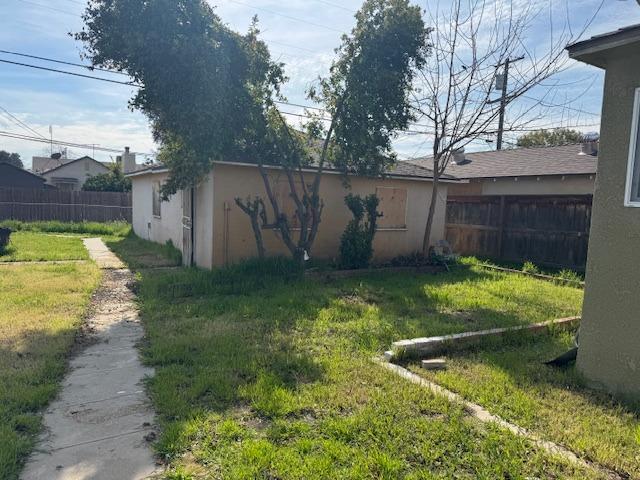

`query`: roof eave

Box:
[567,25,640,68]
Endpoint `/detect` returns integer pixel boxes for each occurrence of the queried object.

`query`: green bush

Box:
[556,268,583,284]
[521,261,540,275]
[338,194,380,270]
[0,220,131,237]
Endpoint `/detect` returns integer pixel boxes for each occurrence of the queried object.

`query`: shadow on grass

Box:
[107,236,588,475]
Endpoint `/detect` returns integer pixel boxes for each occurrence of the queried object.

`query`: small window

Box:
[625,88,640,207]
[152,181,162,217]
[376,187,407,229]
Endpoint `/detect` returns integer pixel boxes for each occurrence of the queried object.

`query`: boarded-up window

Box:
[376,187,407,229]
[152,181,162,217]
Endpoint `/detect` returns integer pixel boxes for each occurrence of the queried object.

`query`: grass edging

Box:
[388,316,580,361]
[471,263,585,288]
[306,265,446,279]
[374,358,622,480]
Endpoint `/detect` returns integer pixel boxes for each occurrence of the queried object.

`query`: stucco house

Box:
[567,24,640,396]
[126,159,457,268]
[410,143,597,196]
[33,155,111,191]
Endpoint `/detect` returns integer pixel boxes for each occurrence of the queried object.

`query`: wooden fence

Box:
[445,195,592,269]
[0,188,132,223]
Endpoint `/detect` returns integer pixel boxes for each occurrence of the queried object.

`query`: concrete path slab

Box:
[21,238,161,480]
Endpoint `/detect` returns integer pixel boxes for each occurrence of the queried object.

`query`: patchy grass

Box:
[0,220,131,237]
[108,237,600,479]
[0,263,101,480]
[104,234,182,269]
[409,332,640,478]
[0,232,89,262]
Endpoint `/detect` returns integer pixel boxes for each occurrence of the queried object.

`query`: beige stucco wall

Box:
[131,171,184,251]
[41,159,110,191]
[448,175,595,196]
[210,163,447,267]
[577,55,640,397]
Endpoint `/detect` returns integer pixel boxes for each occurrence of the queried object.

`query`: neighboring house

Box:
[126,160,458,268]
[409,143,597,196]
[33,156,111,191]
[408,144,598,269]
[0,162,48,189]
[567,24,640,396]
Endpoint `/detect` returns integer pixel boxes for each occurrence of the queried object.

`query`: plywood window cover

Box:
[376,186,408,230]
[624,87,640,207]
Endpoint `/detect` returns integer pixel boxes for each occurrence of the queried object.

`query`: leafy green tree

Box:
[82,163,131,192]
[0,151,23,169]
[77,0,427,265]
[517,129,584,148]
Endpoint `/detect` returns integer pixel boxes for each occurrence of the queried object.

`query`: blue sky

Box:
[0,0,638,168]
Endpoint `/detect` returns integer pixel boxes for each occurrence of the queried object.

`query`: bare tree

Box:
[414,0,602,254]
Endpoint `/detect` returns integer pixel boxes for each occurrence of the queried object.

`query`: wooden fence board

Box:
[0,188,132,223]
[445,195,592,269]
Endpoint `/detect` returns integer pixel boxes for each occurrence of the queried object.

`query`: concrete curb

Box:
[388,316,580,361]
[375,358,623,479]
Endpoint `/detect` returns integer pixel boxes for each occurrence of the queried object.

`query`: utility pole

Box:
[495,55,524,150]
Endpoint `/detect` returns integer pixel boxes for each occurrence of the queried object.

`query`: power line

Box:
[0,105,47,139]
[15,0,80,18]
[223,0,344,33]
[0,49,130,77]
[0,58,141,86]
[0,130,154,156]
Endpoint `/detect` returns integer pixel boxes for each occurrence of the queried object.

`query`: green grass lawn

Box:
[0,232,89,262]
[103,234,604,479]
[0,262,101,480]
[0,220,131,237]
[409,332,640,479]
[104,234,182,269]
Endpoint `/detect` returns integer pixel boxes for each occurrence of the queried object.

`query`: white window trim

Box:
[624,87,640,207]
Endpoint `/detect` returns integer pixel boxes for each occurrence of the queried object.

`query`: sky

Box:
[0,0,638,169]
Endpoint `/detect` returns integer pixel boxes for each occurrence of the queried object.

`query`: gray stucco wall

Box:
[577,55,640,397]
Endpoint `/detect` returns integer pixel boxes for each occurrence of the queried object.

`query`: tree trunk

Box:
[422,174,440,255]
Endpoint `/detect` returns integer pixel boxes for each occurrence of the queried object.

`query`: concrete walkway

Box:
[21,238,160,480]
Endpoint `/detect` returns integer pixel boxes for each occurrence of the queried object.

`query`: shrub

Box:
[338,194,380,269]
[556,269,583,284]
[521,261,540,275]
[389,251,432,267]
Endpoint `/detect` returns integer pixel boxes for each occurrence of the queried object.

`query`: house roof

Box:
[0,162,46,182]
[41,156,110,175]
[408,144,598,180]
[567,23,640,68]
[127,160,459,182]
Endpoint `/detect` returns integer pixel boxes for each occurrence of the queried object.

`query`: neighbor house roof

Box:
[40,156,110,175]
[409,144,598,180]
[127,160,459,182]
[1,162,46,182]
[567,23,640,68]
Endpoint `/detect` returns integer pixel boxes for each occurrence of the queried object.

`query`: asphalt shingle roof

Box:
[408,144,598,180]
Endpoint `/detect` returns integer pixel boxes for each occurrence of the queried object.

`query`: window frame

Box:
[152,181,162,218]
[624,87,640,207]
